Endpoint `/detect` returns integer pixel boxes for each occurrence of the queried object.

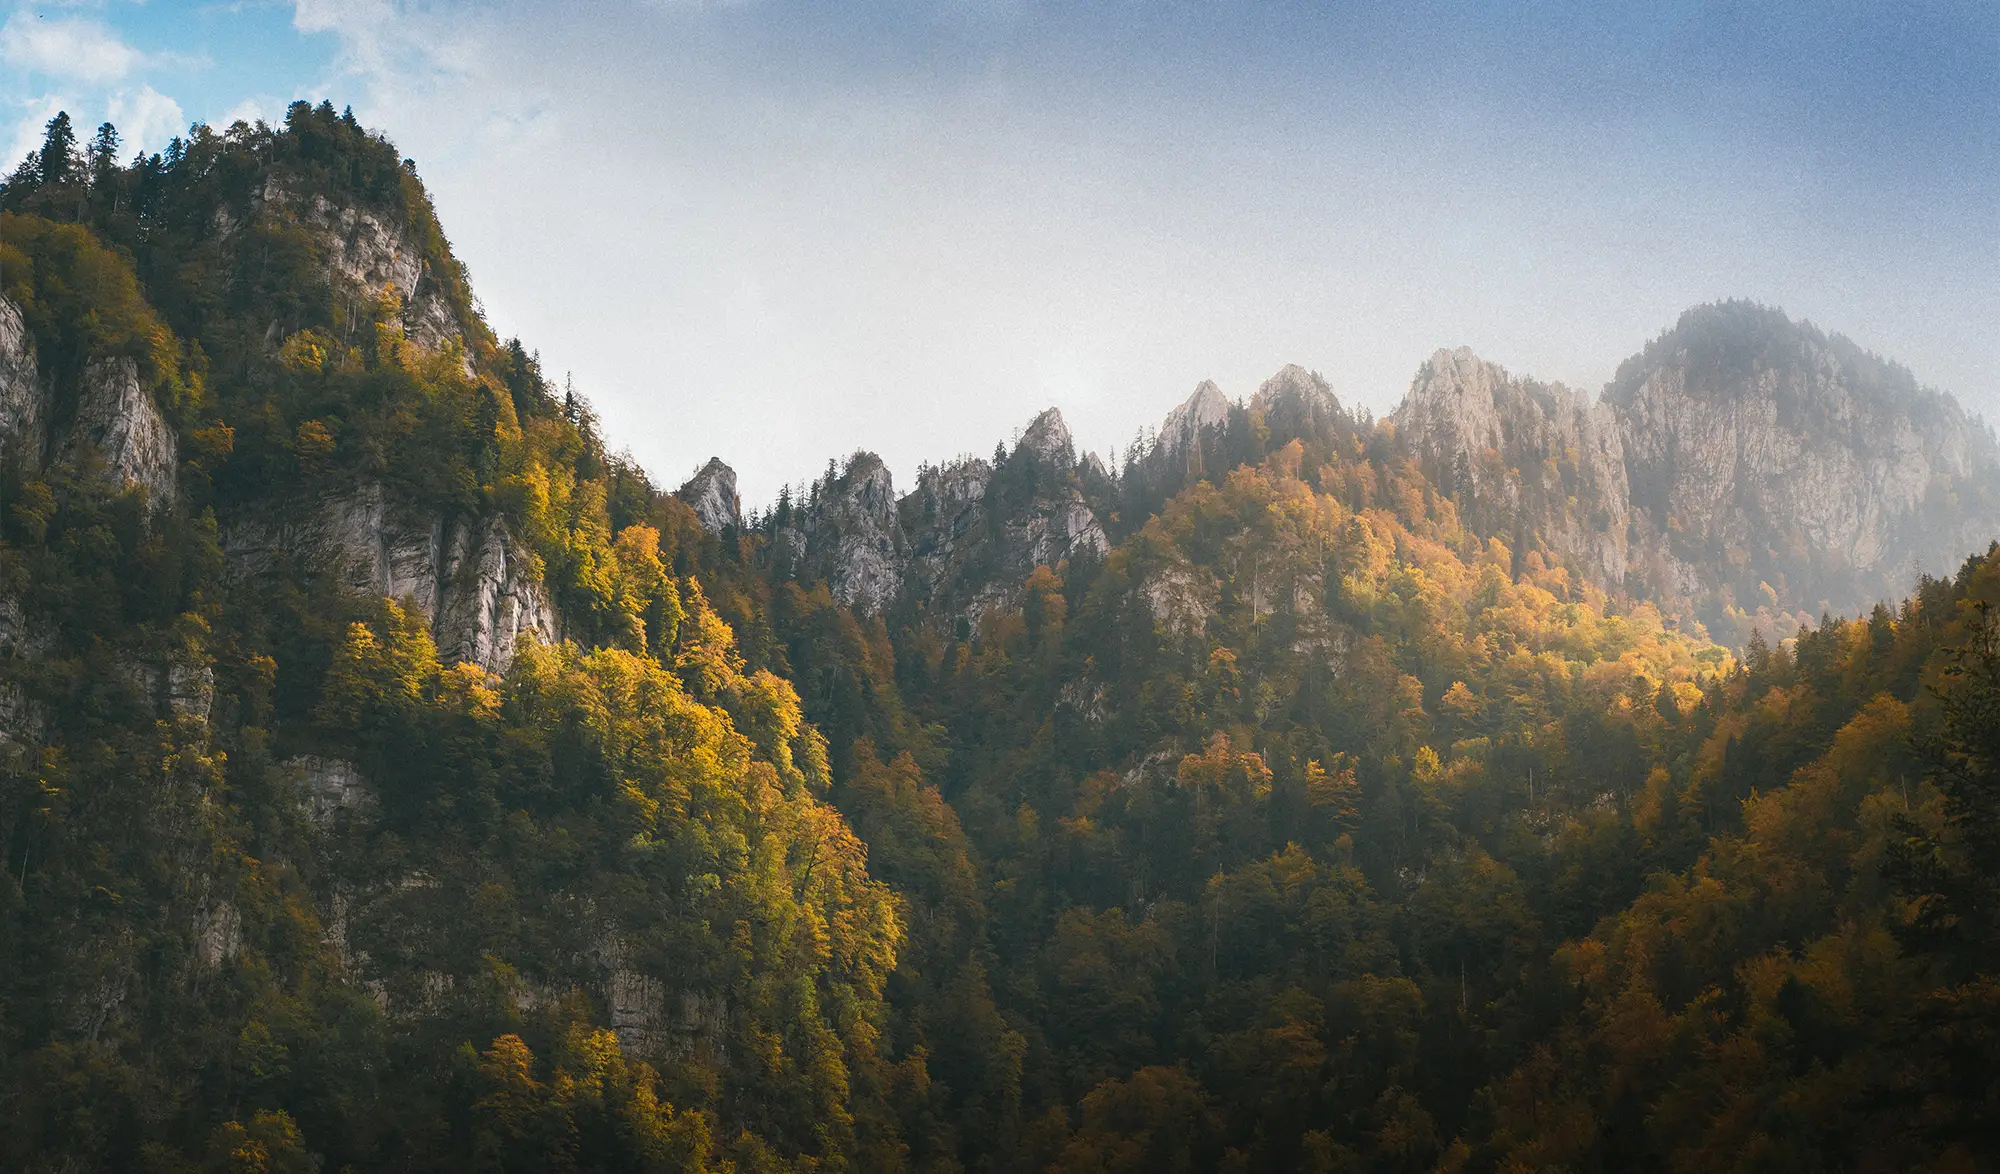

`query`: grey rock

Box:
[248,176,466,359]
[677,457,741,532]
[224,483,558,673]
[1161,380,1232,455]
[804,453,907,613]
[194,900,242,968]
[1017,407,1076,468]
[1397,347,1630,588]
[62,357,178,507]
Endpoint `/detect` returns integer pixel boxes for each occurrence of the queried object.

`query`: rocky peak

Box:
[677,457,741,533]
[1393,302,2000,633]
[1396,347,1629,586]
[1606,303,2000,620]
[1249,366,1352,456]
[779,452,908,613]
[1160,380,1231,455]
[1017,408,1075,468]
[1252,364,1341,422]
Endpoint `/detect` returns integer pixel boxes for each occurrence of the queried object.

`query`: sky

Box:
[4,1,1997,505]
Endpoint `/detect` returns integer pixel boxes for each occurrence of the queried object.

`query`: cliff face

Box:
[223,483,557,674]
[0,296,40,460]
[234,174,469,357]
[1394,304,2000,627]
[0,296,178,506]
[1396,347,1631,589]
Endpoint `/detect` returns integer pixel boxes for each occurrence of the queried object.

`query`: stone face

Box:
[435,517,559,671]
[0,297,178,508]
[62,357,179,507]
[1017,407,1075,468]
[224,483,558,674]
[677,457,742,533]
[289,756,372,828]
[771,409,1112,620]
[802,453,908,613]
[1252,364,1345,440]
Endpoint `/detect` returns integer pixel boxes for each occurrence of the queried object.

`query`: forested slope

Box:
[1,104,1997,1173]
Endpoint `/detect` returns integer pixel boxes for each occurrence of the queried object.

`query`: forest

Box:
[1,103,1997,1172]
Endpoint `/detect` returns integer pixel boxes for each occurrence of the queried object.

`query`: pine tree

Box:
[37,112,80,187]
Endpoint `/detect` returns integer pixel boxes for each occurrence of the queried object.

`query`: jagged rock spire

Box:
[1017,407,1075,467]
[677,457,742,533]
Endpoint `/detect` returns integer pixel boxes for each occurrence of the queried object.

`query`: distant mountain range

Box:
[684,304,1998,647]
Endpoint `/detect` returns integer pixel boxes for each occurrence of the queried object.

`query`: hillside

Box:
[2,104,1999,1173]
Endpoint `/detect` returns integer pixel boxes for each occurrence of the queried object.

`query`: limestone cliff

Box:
[224,483,557,674]
[225,174,470,359]
[59,357,178,506]
[0,296,41,463]
[771,452,908,613]
[1396,347,1630,589]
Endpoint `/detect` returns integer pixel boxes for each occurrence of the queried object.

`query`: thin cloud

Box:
[1,13,144,84]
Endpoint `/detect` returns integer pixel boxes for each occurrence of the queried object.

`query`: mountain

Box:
[1396,307,2000,640]
[4,104,2000,1174]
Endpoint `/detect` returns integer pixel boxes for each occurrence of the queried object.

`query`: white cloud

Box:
[107,84,185,152]
[4,93,69,170]
[219,94,287,130]
[0,13,145,84]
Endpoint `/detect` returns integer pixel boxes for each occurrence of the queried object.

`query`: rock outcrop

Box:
[769,409,1111,619]
[224,483,558,674]
[1251,364,1345,441]
[0,295,178,508]
[677,457,742,533]
[239,176,466,357]
[1160,380,1231,458]
[784,453,908,613]
[61,357,178,506]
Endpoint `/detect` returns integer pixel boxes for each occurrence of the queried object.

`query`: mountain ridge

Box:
[694,307,1997,643]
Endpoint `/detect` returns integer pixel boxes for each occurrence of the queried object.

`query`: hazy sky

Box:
[6,1,1997,504]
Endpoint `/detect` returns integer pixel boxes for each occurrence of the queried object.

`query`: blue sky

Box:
[5,1,1997,503]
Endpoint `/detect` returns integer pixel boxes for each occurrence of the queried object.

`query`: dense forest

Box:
[2,104,1997,1172]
